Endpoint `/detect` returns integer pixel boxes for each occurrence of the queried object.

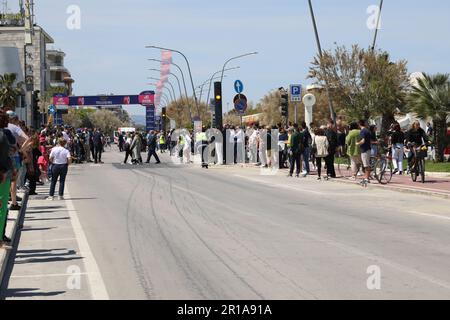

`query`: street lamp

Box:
[146,46,200,118]
[371,0,384,51]
[148,58,191,122]
[197,75,226,103]
[308,0,336,124]
[147,82,171,106]
[147,74,177,101]
[220,52,257,84]
[148,59,189,102]
[148,66,184,105]
[147,78,174,102]
[206,66,240,106]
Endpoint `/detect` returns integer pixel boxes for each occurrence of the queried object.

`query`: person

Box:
[47,138,72,201]
[258,127,268,168]
[123,133,133,164]
[37,135,50,184]
[313,128,329,180]
[234,126,245,164]
[356,120,372,186]
[390,123,405,175]
[301,122,312,175]
[118,132,125,152]
[6,111,30,211]
[405,121,431,171]
[93,128,105,164]
[325,120,338,178]
[83,128,92,163]
[159,133,166,153]
[345,122,362,180]
[288,125,303,178]
[25,133,42,196]
[0,110,15,247]
[248,126,258,164]
[146,131,161,164]
[369,125,379,157]
[426,122,433,137]
[278,128,288,169]
[130,132,143,165]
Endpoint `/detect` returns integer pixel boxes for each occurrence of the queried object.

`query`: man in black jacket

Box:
[145,131,161,164]
[325,119,338,178]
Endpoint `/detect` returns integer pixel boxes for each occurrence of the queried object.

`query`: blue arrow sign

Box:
[48,105,56,114]
[234,80,244,94]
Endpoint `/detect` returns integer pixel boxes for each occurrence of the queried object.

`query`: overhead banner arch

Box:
[53,91,157,131]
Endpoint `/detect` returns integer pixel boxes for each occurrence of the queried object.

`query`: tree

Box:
[308,45,410,135]
[166,97,211,129]
[0,73,24,111]
[89,110,124,135]
[408,73,450,162]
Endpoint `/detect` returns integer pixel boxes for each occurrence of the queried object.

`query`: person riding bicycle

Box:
[405,121,431,172]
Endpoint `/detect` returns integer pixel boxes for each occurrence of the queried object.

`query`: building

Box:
[0,24,54,126]
[46,48,75,95]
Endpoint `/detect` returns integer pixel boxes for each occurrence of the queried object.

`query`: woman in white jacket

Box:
[313,128,329,180]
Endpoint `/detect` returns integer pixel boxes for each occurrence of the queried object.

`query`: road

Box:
[3,148,450,300]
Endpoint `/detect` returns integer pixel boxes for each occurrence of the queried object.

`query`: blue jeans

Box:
[49,164,68,197]
[302,147,310,173]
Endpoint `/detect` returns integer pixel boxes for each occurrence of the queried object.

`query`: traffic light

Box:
[32,90,41,127]
[280,90,289,118]
[214,82,223,129]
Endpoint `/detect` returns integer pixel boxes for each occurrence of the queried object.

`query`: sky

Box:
[7,0,450,116]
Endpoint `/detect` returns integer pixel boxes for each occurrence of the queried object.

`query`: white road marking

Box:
[11,273,88,279]
[408,211,450,222]
[65,186,110,300]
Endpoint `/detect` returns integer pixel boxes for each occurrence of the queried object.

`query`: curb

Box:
[0,191,29,288]
[212,164,450,200]
[304,175,450,200]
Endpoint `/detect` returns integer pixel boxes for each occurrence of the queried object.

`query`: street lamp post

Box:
[206,67,240,108]
[371,0,384,51]
[146,46,200,119]
[148,58,192,122]
[308,0,336,124]
[147,82,171,107]
[147,74,177,101]
[220,53,257,84]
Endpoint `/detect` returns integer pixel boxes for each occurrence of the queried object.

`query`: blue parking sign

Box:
[290,85,302,102]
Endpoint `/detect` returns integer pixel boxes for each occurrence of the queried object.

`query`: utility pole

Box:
[308,0,336,125]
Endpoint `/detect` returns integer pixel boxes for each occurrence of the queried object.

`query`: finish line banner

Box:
[54,92,155,107]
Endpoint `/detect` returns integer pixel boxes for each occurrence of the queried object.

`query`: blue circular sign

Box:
[234,80,244,94]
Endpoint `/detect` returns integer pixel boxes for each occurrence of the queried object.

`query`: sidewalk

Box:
[0,184,95,300]
[0,190,28,288]
[227,162,450,199]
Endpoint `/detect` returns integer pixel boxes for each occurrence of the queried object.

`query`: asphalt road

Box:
[17,148,450,299]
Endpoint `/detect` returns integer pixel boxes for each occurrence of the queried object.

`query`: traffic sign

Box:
[234,80,244,94]
[48,105,56,114]
[233,94,248,114]
[290,84,302,102]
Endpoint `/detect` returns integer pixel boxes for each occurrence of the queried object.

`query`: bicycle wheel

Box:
[420,158,426,183]
[375,158,393,185]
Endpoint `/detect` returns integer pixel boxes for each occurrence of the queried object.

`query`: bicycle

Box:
[373,148,394,185]
[408,143,428,184]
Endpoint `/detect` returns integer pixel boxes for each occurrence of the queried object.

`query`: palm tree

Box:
[0,73,24,111]
[408,73,450,162]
